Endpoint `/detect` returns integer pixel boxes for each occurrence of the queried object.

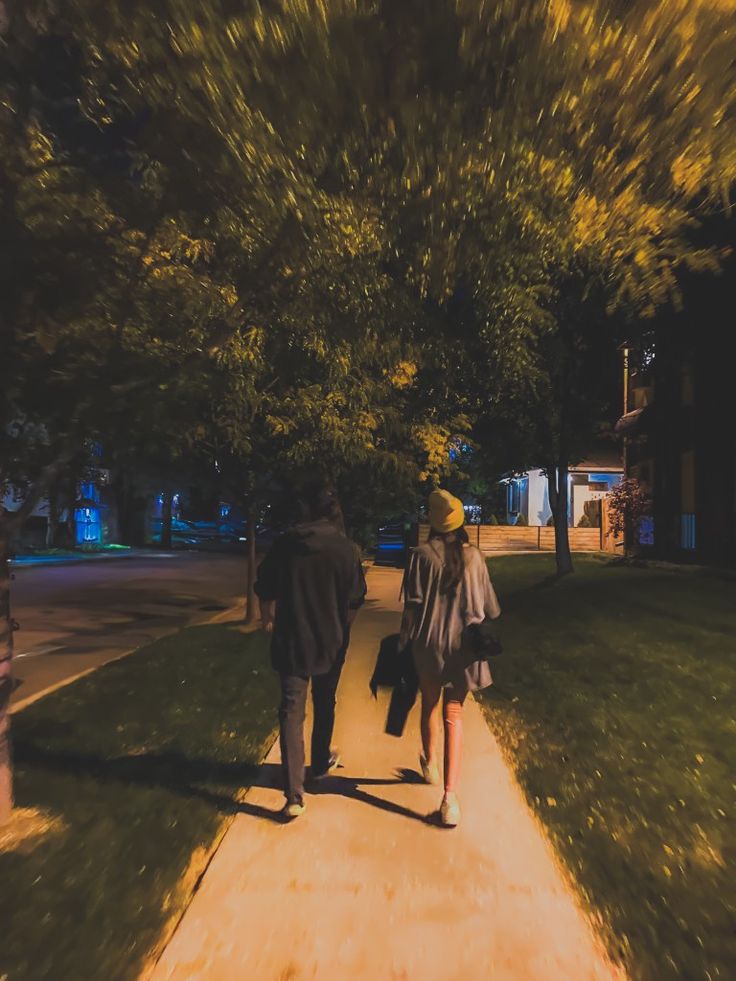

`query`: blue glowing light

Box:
[80,482,100,503]
[74,506,102,545]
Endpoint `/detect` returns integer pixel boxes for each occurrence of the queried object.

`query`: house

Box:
[1,493,54,549]
[617,242,736,565]
[502,452,623,527]
[2,470,114,551]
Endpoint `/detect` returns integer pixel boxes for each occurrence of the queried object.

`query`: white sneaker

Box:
[440,793,460,827]
[420,755,440,785]
[310,751,341,781]
[282,799,306,820]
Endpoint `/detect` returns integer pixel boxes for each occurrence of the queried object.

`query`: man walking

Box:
[255,479,367,819]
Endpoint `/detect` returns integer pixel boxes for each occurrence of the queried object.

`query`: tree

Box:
[0,11,264,819]
[513,275,623,575]
[352,0,736,572]
[4,0,462,605]
[0,19,131,819]
[54,0,736,383]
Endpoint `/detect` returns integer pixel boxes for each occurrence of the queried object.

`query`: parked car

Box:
[374,520,415,568]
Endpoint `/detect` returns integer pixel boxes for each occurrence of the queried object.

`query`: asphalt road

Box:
[8,552,248,709]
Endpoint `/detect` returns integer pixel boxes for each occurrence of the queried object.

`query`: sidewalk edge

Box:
[138,729,280,981]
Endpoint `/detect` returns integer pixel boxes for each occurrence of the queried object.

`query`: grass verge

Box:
[479,554,736,981]
[0,623,277,981]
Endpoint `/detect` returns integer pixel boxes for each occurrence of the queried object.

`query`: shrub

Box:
[487,513,499,525]
[515,513,528,526]
[578,499,601,528]
[608,478,652,537]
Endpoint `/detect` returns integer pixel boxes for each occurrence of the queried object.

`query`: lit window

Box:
[508,480,521,513]
[639,517,655,546]
[80,482,100,503]
[681,514,696,550]
[74,506,102,545]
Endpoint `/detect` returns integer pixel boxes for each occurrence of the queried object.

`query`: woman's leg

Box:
[443,691,466,794]
[418,675,443,766]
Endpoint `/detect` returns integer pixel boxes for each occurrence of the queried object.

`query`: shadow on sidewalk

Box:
[14,744,435,826]
[235,763,433,826]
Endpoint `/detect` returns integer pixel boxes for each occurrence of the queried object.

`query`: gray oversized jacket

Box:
[399,540,501,692]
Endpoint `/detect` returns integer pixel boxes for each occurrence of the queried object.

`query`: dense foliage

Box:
[2,0,734,528]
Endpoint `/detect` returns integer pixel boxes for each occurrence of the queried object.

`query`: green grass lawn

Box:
[0,624,278,981]
[480,554,736,981]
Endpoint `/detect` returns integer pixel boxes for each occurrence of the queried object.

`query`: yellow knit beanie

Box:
[428,489,465,534]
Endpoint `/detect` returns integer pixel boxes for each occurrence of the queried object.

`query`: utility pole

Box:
[619,342,630,479]
[618,341,632,556]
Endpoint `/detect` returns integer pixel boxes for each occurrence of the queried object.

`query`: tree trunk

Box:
[0,530,15,824]
[114,470,129,545]
[0,455,77,823]
[46,484,59,548]
[547,457,574,576]
[116,477,142,547]
[61,503,75,548]
[0,459,70,824]
[116,472,147,548]
[161,490,173,550]
[244,503,257,625]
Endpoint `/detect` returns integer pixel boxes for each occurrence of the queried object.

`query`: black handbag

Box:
[369,633,404,696]
[369,633,418,737]
[460,618,503,666]
[385,657,418,737]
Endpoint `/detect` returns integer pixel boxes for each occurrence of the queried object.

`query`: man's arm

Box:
[259,599,276,633]
[254,537,283,633]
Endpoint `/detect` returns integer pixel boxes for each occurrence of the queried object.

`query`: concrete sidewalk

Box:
[151,566,621,981]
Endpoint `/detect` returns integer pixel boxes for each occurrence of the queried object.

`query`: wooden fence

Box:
[419,523,608,552]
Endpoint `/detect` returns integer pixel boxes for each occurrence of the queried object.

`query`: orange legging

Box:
[418,676,466,793]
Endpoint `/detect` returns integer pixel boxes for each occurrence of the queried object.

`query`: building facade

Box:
[2,451,114,552]
[620,284,736,566]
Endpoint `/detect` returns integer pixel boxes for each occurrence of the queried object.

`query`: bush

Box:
[546,516,554,526]
[608,479,651,537]
[515,513,528,526]
[578,499,601,528]
[487,513,499,525]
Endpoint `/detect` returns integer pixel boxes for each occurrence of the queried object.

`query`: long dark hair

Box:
[429,525,469,595]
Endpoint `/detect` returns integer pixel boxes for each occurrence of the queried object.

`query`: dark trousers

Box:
[278,657,344,803]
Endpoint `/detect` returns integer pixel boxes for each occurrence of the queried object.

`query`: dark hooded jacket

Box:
[254,518,367,676]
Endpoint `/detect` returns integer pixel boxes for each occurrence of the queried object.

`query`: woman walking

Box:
[399,489,501,827]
